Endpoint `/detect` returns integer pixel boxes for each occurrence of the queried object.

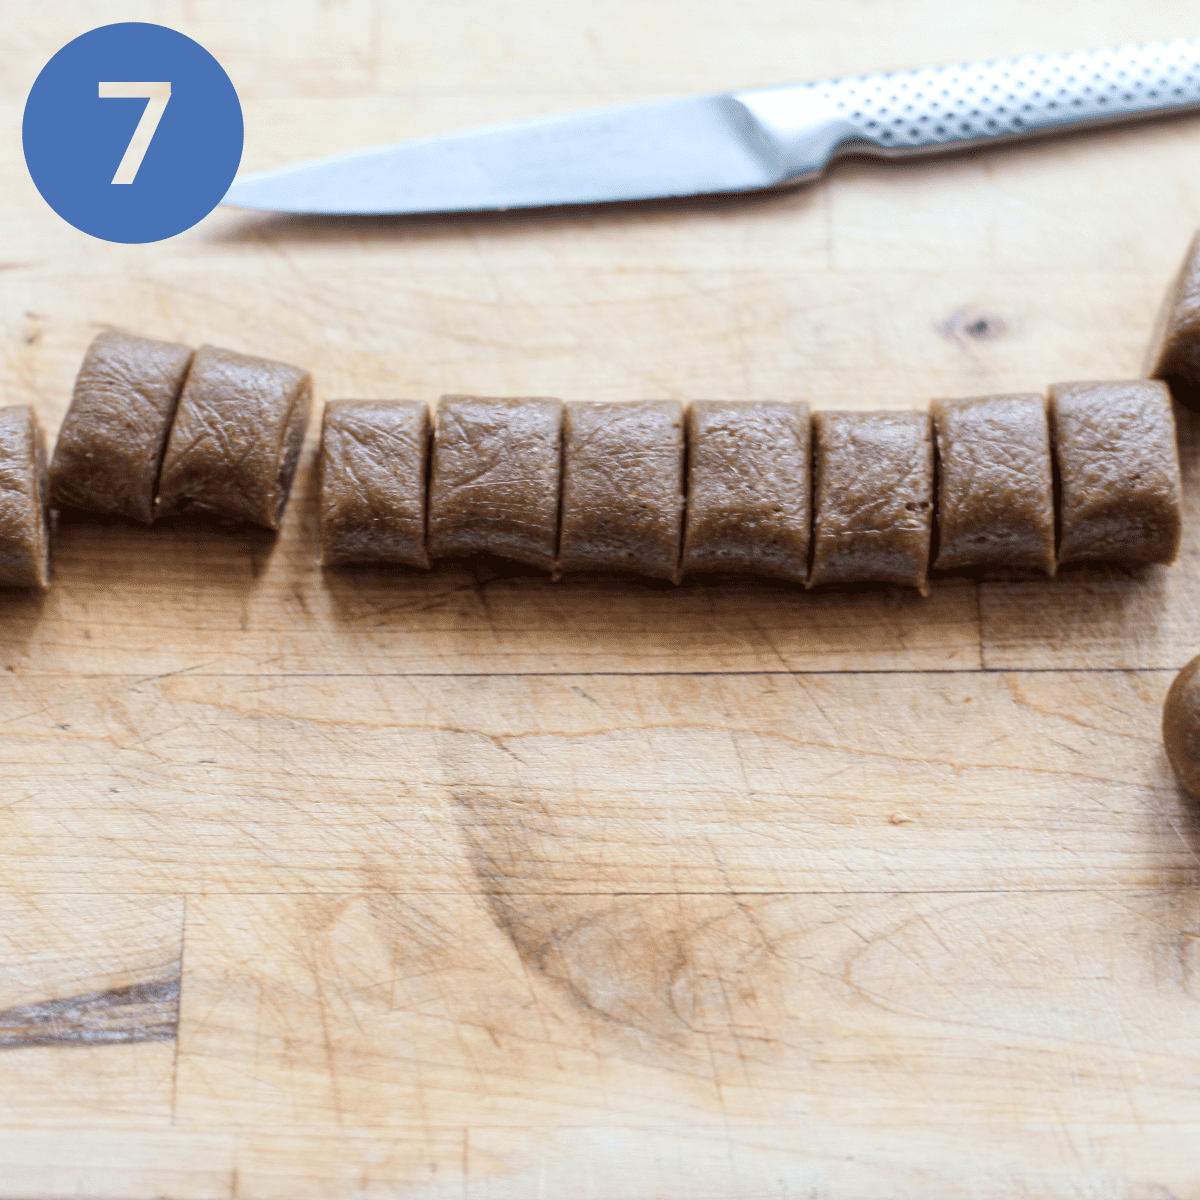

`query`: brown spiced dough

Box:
[428,395,562,570]
[809,410,934,593]
[0,405,49,589]
[680,400,810,582]
[1163,654,1200,800]
[556,400,684,582]
[319,400,431,568]
[49,330,193,524]
[1145,229,1200,410]
[932,393,1055,574]
[156,345,312,529]
[1049,380,1182,566]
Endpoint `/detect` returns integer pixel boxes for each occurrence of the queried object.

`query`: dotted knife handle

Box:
[814,39,1200,154]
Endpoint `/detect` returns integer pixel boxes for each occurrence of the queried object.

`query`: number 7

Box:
[98,82,171,184]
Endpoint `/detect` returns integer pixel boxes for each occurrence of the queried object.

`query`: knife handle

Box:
[739,39,1200,182]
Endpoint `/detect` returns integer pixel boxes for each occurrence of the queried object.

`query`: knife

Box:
[222,38,1200,215]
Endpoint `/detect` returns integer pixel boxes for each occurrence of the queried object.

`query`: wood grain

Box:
[175,887,1200,1128]
[0,896,180,1126]
[3,1,1200,1195]
[0,976,178,1047]
[2,670,1195,894]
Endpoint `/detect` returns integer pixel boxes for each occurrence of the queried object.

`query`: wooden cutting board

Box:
[2,2,1200,1196]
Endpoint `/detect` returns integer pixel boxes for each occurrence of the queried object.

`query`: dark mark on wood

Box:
[938,307,1009,342]
[0,974,179,1048]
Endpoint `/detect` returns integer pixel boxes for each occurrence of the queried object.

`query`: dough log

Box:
[428,394,562,570]
[1050,379,1182,566]
[157,345,312,529]
[1146,229,1200,410]
[809,410,934,592]
[0,405,50,589]
[681,399,810,583]
[932,393,1055,574]
[1164,655,1200,801]
[557,400,685,582]
[319,400,431,568]
[49,329,193,524]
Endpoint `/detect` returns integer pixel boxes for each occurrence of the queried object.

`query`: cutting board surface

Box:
[3,3,1200,1197]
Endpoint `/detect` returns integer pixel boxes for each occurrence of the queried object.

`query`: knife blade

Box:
[222,38,1200,215]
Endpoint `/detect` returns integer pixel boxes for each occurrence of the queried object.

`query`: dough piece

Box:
[932,393,1055,574]
[157,344,312,529]
[49,329,193,524]
[319,400,430,568]
[428,394,562,570]
[1145,229,1200,409]
[1163,654,1200,800]
[680,399,810,582]
[1049,380,1182,566]
[0,405,50,588]
[557,400,684,582]
[809,410,933,592]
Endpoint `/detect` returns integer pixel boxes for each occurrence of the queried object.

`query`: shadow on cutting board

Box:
[321,550,988,677]
[0,582,49,664]
[319,546,1200,689]
[51,507,281,589]
[206,182,817,249]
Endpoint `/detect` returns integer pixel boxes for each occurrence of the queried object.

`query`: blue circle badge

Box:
[23,23,243,244]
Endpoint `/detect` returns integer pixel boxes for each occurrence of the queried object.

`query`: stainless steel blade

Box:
[222,95,782,214]
[223,38,1200,215]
